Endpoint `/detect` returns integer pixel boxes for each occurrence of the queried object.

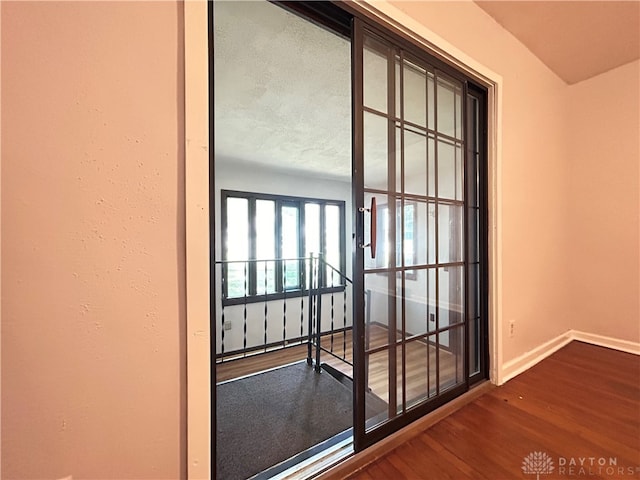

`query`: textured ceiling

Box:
[474,1,640,84]
[214,0,352,181]
[215,0,639,180]
[215,1,459,181]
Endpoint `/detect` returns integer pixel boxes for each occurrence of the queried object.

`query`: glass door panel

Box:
[354,20,473,450]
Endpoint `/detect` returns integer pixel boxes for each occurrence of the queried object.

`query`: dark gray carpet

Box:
[216,362,386,480]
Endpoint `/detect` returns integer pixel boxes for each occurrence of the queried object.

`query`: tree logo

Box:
[522,451,555,480]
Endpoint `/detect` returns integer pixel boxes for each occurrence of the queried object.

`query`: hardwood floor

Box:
[347,341,640,480]
[215,334,353,383]
[216,326,457,409]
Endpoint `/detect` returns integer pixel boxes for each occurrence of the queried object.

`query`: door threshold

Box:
[314,381,494,480]
[265,435,354,480]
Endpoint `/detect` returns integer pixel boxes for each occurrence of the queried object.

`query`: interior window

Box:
[222,190,345,304]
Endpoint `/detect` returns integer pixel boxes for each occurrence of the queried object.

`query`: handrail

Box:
[307,254,353,372]
[215,253,353,372]
[214,256,310,265]
[317,257,353,285]
[215,254,352,285]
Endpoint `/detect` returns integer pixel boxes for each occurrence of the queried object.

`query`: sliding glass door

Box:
[210,3,489,473]
[352,18,486,450]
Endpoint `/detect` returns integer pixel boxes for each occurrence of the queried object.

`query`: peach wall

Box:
[1,2,186,479]
[2,0,638,478]
[390,1,571,363]
[567,60,640,343]
[183,1,211,477]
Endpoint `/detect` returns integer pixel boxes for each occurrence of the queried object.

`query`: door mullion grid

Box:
[433,70,440,396]
[354,21,483,450]
[462,81,470,387]
[425,65,432,399]
[398,49,407,415]
[386,41,398,421]
[352,18,366,451]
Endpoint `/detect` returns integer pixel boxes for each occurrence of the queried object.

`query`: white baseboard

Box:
[499,332,572,384]
[499,330,640,385]
[571,330,640,355]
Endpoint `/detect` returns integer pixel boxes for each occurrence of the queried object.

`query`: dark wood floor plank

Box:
[401,436,476,480]
[559,342,639,374]
[426,415,524,477]
[385,449,428,479]
[366,457,405,479]
[491,386,640,465]
[348,341,640,480]
[526,358,640,406]
[494,376,640,449]
[350,469,375,480]
[354,460,387,480]
[414,432,485,479]
[476,393,635,468]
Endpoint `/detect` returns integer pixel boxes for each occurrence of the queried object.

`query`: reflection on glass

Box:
[470,318,480,376]
[456,145,463,200]
[403,268,436,338]
[365,349,389,429]
[364,37,388,114]
[438,204,463,264]
[402,203,415,267]
[396,345,404,415]
[364,112,388,190]
[428,202,436,265]
[395,57,401,118]
[437,140,463,200]
[436,76,458,138]
[438,266,464,329]
[365,272,392,350]
[467,263,479,321]
[403,59,426,127]
[428,269,436,330]
[427,73,435,130]
[455,88,463,139]
[404,129,427,196]
[364,271,406,430]
[371,199,416,269]
[428,137,436,197]
[405,336,434,408]
[439,326,464,392]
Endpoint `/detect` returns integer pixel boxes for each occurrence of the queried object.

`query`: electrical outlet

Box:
[224,320,232,331]
[509,320,515,338]
[429,313,435,323]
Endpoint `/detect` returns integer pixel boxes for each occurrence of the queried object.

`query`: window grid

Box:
[221,190,346,305]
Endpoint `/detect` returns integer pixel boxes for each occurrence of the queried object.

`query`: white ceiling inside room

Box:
[214,0,352,181]
[473,1,640,84]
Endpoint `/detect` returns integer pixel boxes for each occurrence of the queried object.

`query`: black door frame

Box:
[351,16,482,450]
